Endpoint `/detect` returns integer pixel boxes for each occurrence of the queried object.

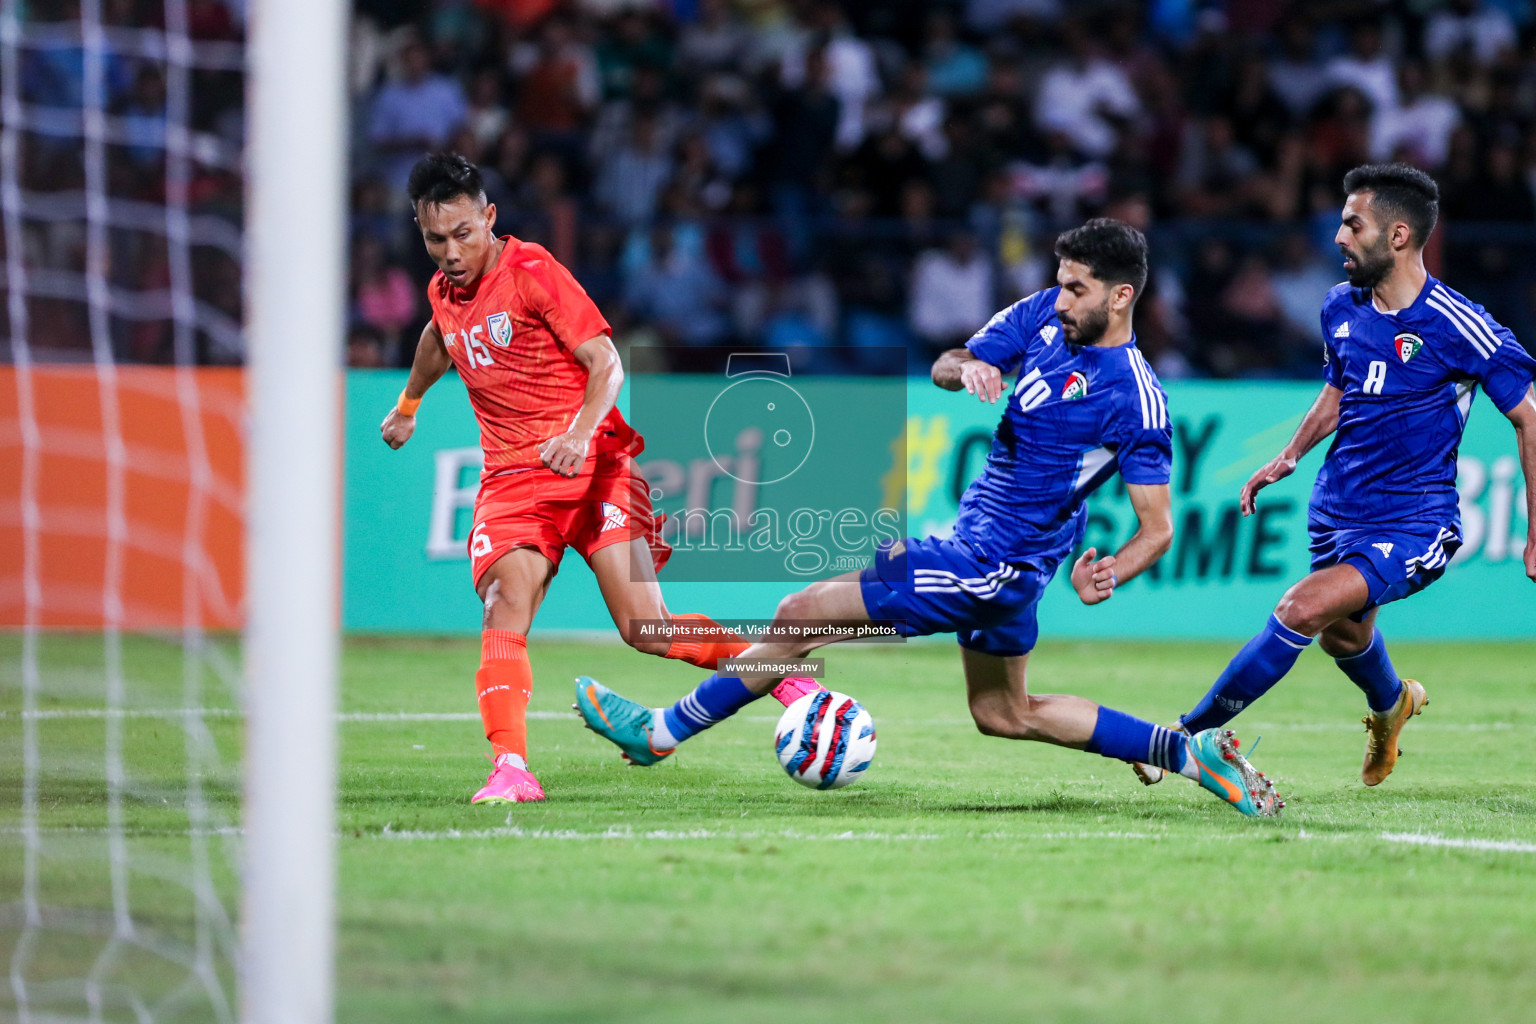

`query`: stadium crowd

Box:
[5,0,1536,374]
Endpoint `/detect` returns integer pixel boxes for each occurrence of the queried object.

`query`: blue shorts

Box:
[858,535,1050,658]
[1308,516,1461,621]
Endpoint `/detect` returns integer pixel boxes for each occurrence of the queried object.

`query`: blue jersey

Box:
[957,287,1173,572]
[1313,277,1536,526]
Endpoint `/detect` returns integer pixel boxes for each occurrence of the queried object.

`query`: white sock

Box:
[495,752,528,770]
[649,709,679,749]
[1176,737,1201,781]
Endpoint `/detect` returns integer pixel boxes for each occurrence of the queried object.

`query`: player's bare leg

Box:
[959,648,1278,814]
[960,649,1096,748]
[585,537,823,705]
[468,546,555,803]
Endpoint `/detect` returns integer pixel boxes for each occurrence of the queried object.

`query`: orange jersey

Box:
[427,236,637,475]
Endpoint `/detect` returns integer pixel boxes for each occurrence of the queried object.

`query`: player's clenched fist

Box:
[959,358,1004,404]
[539,428,590,478]
[381,408,416,449]
[1239,452,1297,516]
[1071,547,1117,605]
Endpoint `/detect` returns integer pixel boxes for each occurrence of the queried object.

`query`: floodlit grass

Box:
[6,634,1536,1022]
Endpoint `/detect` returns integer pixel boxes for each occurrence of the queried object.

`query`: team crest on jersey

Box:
[486,311,514,348]
[1061,371,1089,400]
[1394,332,1423,363]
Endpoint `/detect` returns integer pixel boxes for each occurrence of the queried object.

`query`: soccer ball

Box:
[773,690,877,790]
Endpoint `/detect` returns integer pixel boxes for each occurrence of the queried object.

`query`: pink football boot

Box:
[471,754,545,803]
[771,677,826,706]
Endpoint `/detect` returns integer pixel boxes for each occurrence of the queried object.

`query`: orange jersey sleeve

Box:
[514,247,612,351]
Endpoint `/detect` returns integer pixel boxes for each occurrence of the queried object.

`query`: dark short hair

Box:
[408,152,486,209]
[1053,218,1149,300]
[1342,163,1439,248]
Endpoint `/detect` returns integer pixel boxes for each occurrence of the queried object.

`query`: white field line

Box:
[4,824,1535,854]
[1379,832,1536,854]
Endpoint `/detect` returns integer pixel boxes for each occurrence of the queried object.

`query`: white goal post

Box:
[242,0,347,1018]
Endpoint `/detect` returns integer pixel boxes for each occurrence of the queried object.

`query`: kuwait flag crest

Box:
[1394,332,1424,363]
[1061,370,1089,399]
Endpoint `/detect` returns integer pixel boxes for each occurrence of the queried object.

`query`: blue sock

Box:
[1335,629,1403,713]
[660,674,760,744]
[1181,614,1313,733]
[1085,706,1188,773]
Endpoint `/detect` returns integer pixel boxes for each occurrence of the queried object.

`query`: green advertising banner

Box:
[345,372,1532,639]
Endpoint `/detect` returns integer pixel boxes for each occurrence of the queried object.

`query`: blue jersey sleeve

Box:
[1320,303,1344,389]
[1108,375,1173,486]
[1425,289,1535,412]
[965,288,1056,371]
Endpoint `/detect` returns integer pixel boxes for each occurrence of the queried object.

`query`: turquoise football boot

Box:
[1185,728,1283,818]
[573,676,674,766]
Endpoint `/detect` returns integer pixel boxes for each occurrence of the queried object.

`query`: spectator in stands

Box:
[1271,232,1338,354]
[594,8,672,101]
[1371,63,1460,169]
[622,228,731,350]
[1032,19,1140,160]
[351,236,417,363]
[1267,15,1326,120]
[1445,140,1536,223]
[766,46,841,215]
[923,8,987,98]
[909,229,993,359]
[346,325,387,369]
[1424,0,1519,64]
[1176,116,1262,218]
[677,0,752,75]
[514,16,599,147]
[368,39,467,191]
[693,75,770,183]
[593,115,673,226]
[464,68,510,153]
[1325,20,1397,118]
[588,64,687,170]
[778,2,879,151]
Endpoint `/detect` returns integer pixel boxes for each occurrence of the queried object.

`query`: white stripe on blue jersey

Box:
[1426,286,1501,359]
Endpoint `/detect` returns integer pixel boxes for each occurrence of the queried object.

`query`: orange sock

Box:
[476,629,532,759]
[663,613,750,669]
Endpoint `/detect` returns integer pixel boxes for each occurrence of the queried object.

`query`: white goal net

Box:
[2,0,343,1017]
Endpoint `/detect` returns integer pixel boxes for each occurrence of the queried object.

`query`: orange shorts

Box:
[469,452,670,585]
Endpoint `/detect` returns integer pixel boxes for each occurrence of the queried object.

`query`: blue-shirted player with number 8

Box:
[576,219,1284,818]
[1135,164,1536,791]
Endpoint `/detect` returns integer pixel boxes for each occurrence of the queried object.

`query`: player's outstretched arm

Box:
[1071,483,1173,605]
[381,320,451,449]
[931,348,1004,403]
[1239,383,1342,515]
[1504,384,1536,582]
[538,334,622,477]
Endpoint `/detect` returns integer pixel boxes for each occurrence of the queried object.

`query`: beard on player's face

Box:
[1341,230,1393,288]
[1059,297,1111,345]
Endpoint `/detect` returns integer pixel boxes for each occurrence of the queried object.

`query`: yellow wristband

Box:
[397,390,422,417]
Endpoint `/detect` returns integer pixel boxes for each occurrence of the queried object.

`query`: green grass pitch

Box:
[5,634,1536,1023]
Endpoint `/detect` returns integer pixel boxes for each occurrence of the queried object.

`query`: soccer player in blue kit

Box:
[577,219,1284,818]
[1136,164,1536,790]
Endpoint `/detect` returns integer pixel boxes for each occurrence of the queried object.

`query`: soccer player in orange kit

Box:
[380,153,819,803]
